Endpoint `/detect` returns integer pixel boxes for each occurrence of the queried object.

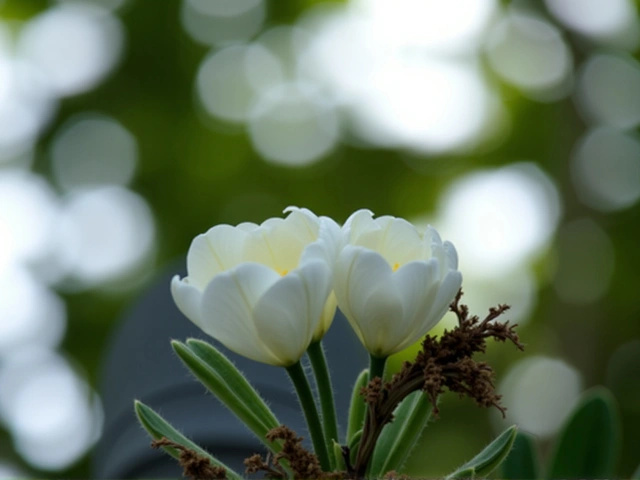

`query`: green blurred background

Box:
[1,0,640,477]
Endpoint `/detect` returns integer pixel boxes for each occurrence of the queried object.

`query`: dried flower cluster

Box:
[151,438,227,480]
[350,290,524,477]
[245,426,344,480]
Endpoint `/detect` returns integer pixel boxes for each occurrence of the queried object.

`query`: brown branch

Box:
[352,289,524,478]
[246,425,344,480]
[151,438,227,480]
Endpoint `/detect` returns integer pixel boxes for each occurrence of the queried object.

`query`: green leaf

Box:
[348,428,363,466]
[173,340,279,450]
[347,369,369,444]
[368,391,433,478]
[448,467,475,479]
[548,387,621,479]
[445,425,518,480]
[501,431,540,479]
[185,338,280,426]
[134,400,242,480]
[632,461,640,480]
[333,440,346,472]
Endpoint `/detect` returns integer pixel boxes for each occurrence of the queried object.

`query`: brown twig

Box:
[151,437,228,480]
[352,289,524,478]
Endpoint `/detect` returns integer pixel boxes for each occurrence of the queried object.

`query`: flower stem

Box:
[307,341,339,469]
[369,354,387,382]
[286,361,331,472]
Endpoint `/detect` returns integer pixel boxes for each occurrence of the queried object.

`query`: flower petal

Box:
[314,291,337,342]
[378,218,424,265]
[443,241,459,270]
[200,263,282,365]
[334,246,403,356]
[300,217,343,267]
[429,269,463,325]
[343,209,376,241]
[391,260,439,342]
[170,275,203,327]
[283,206,321,242]
[187,225,249,288]
[253,261,331,365]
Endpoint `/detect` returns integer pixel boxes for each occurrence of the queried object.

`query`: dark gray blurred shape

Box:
[93,262,368,478]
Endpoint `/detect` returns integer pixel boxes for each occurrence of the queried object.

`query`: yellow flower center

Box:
[280,269,289,276]
[393,263,400,272]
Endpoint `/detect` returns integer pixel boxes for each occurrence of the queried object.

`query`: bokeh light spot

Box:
[54,186,155,286]
[497,356,582,438]
[0,349,102,470]
[248,83,339,167]
[438,163,561,276]
[0,267,66,357]
[50,113,138,191]
[544,0,639,48]
[187,0,262,17]
[0,170,59,270]
[181,0,265,47]
[350,58,495,152]
[486,11,572,100]
[576,54,640,129]
[55,0,128,11]
[196,44,283,123]
[571,127,640,211]
[354,0,497,54]
[18,4,124,97]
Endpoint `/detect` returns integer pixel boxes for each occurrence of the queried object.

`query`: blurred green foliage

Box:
[1,0,640,478]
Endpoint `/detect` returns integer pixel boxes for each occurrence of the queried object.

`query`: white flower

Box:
[334,210,462,357]
[171,207,342,366]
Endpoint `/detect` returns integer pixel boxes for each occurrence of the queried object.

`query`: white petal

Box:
[358,279,403,356]
[187,225,248,288]
[424,225,442,246]
[300,217,343,267]
[253,261,331,365]
[283,207,321,241]
[200,263,281,365]
[393,265,441,351]
[236,222,259,232]
[334,246,403,356]
[443,241,459,270]
[428,270,463,326]
[170,275,203,327]
[392,260,438,340]
[244,224,308,273]
[314,291,337,342]
[378,218,424,265]
[343,209,376,242]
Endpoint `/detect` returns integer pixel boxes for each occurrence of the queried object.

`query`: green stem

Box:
[286,361,332,472]
[356,354,388,476]
[307,341,339,469]
[369,354,387,382]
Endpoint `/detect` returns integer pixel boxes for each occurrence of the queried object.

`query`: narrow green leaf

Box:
[172,340,279,451]
[631,461,640,480]
[333,440,346,472]
[501,432,539,479]
[548,387,621,479]
[448,467,475,479]
[185,338,280,427]
[347,369,369,443]
[368,391,433,478]
[134,400,242,480]
[445,425,518,480]
[348,429,363,466]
